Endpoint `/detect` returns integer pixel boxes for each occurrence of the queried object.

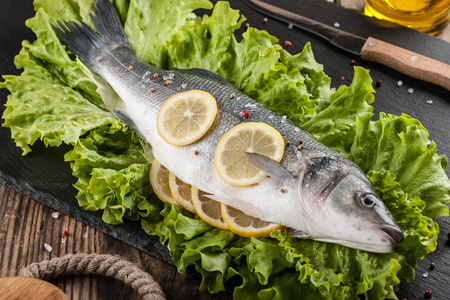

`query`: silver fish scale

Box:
[52,0,405,253]
[95,46,338,173]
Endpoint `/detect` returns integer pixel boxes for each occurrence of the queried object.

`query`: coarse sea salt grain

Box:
[44,243,53,252]
[427,100,433,104]
[334,22,340,28]
[288,23,294,29]
[163,73,174,81]
[83,232,89,239]
[397,80,403,87]
[422,272,429,278]
[51,212,60,219]
[142,71,152,81]
[408,88,414,94]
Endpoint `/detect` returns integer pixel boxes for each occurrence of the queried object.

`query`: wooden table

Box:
[1,0,449,299]
[0,184,230,299]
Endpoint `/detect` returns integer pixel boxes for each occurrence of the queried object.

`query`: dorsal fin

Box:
[112,109,145,139]
[174,68,235,88]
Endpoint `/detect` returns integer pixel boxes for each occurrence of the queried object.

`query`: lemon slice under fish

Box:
[191,187,229,230]
[221,204,283,238]
[149,160,181,208]
[168,173,196,213]
[157,90,217,146]
[214,122,284,186]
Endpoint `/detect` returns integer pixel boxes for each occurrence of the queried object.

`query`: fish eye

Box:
[360,194,376,207]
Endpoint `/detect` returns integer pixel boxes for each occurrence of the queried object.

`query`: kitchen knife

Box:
[244,0,450,91]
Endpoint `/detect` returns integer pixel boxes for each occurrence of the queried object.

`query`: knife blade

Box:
[244,0,450,91]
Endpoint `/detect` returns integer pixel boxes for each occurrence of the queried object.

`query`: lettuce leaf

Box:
[64,124,156,224]
[2,0,449,299]
[349,113,450,218]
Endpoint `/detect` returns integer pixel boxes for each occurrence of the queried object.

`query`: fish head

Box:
[294,157,404,253]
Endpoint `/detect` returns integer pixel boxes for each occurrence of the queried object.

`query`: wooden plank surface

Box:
[1,0,449,299]
[0,184,231,300]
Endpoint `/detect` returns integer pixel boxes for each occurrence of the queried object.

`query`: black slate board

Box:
[1,0,450,298]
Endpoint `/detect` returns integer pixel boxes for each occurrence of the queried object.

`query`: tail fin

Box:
[52,0,130,67]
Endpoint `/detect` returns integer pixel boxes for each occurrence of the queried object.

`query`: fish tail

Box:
[52,0,130,68]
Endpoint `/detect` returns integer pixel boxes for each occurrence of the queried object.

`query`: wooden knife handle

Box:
[361,37,450,91]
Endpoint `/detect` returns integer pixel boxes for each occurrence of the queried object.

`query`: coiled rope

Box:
[19,253,166,300]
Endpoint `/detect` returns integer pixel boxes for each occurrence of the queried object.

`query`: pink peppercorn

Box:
[242,110,249,118]
[425,289,433,298]
[284,41,292,47]
[62,230,68,237]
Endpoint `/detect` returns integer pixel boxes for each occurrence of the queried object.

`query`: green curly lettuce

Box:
[2,0,449,299]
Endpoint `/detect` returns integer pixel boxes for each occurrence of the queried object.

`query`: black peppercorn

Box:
[375,80,382,87]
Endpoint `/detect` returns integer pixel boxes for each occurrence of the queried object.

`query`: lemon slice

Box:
[157,90,217,146]
[221,204,282,238]
[149,160,181,208]
[214,122,284,186]
[168,173,196,213]
[191,187,229,230]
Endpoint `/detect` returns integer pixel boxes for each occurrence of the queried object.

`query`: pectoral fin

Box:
[207,193,256,215]
[287,228,310,238]
[245,152,294,180]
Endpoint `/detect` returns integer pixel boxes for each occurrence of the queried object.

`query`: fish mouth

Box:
[380,224,404,249]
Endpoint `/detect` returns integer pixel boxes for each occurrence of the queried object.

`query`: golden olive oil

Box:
[364,0,450,35]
